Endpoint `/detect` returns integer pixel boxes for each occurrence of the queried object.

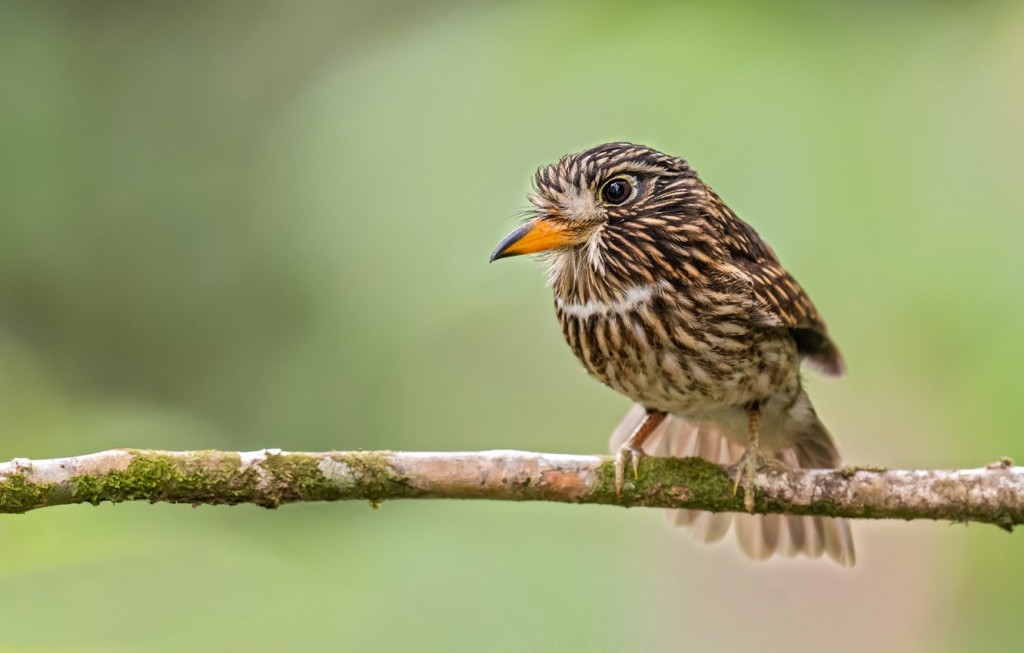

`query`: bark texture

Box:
[0,449,1020,529]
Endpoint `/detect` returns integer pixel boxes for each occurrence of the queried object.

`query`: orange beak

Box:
[489,218,577,262]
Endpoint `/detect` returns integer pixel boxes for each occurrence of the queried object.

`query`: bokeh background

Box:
[1,1,1023,651]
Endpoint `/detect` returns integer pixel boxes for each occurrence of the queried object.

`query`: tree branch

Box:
[0,449,1019,529]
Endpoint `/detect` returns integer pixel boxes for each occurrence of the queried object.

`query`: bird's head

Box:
[490,142,704,288]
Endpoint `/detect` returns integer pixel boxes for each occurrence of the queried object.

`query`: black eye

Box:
[601,178,632,205]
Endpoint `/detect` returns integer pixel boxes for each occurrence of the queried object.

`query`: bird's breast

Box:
[554,282,799,413]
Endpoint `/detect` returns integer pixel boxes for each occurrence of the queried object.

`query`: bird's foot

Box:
[733,448,768,512]
[612,410,666,501]
[614,443,645,500]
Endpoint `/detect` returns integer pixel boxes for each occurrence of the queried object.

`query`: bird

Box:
[490,142,854,565]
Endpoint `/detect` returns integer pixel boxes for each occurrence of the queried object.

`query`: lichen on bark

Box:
[0,449,1020,529]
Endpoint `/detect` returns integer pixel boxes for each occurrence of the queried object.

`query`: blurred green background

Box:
[1,1,1023,651]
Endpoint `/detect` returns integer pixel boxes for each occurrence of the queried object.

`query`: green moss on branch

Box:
[0,449,1021,528]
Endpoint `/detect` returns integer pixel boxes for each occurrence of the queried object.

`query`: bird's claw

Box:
[733,449,767,512]
[614,444,645,500]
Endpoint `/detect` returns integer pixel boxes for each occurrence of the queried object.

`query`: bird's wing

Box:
[717,213,846,377]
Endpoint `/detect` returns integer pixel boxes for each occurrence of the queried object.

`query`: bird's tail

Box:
[610,403,855,566]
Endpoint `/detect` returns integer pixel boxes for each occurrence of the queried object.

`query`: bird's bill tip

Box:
[489,218,573,262]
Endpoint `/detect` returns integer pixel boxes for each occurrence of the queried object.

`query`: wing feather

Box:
[711,197,845,376]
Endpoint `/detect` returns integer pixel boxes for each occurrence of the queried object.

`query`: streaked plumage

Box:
[491,142,854,565]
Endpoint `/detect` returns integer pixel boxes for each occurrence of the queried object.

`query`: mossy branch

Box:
[0,449,1020,529]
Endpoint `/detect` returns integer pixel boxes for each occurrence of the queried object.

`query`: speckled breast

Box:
[554,283,800,415]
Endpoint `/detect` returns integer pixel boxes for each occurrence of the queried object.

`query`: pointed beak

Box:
[489,218,577,262]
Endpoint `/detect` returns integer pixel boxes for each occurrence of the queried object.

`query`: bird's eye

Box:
[601,178,633,206]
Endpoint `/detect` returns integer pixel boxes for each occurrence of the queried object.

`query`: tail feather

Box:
[610,403,855,566]
[671,506,733,544]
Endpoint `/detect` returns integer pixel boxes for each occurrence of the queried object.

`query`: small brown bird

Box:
[491,142,854,565]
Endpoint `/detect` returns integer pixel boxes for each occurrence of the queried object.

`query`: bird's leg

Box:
[733,401,764,512]
[614,410,667,500]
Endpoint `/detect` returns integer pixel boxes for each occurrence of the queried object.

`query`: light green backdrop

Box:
[1,1,1022,651]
